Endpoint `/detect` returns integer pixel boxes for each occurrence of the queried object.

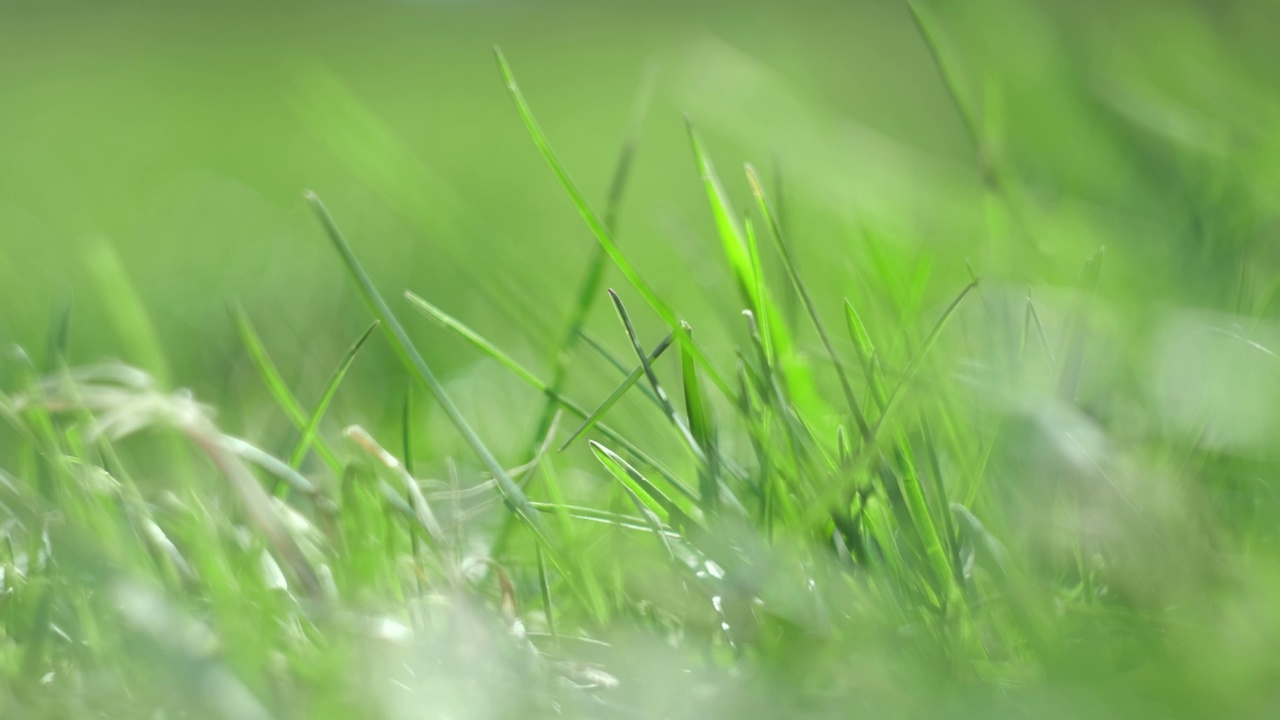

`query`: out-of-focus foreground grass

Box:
[4,0,1280,717]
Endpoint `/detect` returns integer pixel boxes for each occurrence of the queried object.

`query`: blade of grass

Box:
[404,290,698,502]
[746,164,872,441]
[495,48,734,404]
[529,66,656,449]
[288,320,379,470]
[306,192,554,547]
[230,304,344,475]
[606,289,703,460]
[560,332,675,451]
[681,322,719,513]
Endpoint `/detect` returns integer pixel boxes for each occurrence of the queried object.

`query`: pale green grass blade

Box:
[306,192,554,546]
[495,48,734,402]
[528,501,683,538]
[559,332,674,451]
[288,320,379,470]
[290,61,554,342]
[404,291,543,388]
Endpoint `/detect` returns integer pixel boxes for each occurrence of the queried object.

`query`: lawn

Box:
[3,1,1280,717]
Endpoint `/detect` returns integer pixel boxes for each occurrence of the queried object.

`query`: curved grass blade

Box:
[289,320,379,469]
[306,192,554,547]
[495,48,733,403]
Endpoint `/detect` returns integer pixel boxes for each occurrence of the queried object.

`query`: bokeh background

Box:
[5,0,1278,452]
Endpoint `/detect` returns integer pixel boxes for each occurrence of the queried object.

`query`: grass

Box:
[5,2,1280,718]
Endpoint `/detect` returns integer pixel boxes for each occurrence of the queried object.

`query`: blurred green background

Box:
[2,0,1279,461]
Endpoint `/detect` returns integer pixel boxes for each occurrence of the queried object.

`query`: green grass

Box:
[5,1,1280,718]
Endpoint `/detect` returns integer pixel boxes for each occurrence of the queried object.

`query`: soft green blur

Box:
[4,0,1274,414]
[5,1,1280,718]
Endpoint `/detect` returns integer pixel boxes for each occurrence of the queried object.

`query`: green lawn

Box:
[3,1,1280,717]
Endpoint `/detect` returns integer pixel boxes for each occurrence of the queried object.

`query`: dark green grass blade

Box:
[306,192,554,546]
[45,306,71,371]
[495,48,734,403]
[605,289,702,457]
[402,382,415,477]
[681,322,719,513]
[560,332,675,451]
[906,0,977,145]
[746,164,872,440]
[288,320,379,470]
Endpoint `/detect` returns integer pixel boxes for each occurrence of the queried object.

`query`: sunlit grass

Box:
[5,3,1280,718]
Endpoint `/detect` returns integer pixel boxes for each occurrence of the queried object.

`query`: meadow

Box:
[3,1,1280,717]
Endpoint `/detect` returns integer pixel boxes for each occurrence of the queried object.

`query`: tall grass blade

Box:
[495,47,733,402]
[306,192,554,545]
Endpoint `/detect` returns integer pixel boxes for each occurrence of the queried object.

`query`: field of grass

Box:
[4,1,1280,717]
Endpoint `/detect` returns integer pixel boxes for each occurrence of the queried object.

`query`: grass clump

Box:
[4,21,1280,720]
